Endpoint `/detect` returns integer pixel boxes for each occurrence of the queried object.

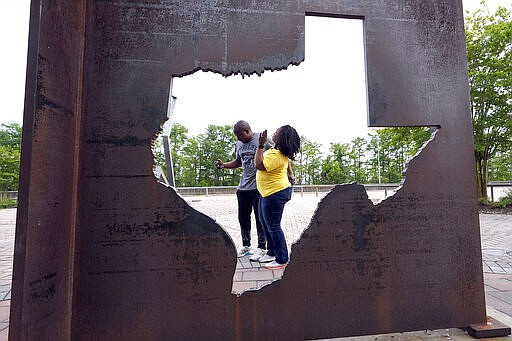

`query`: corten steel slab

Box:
[10,1,486,340]
[464,316,512,338]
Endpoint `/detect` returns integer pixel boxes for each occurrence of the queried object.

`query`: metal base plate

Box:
[464,316,511,338]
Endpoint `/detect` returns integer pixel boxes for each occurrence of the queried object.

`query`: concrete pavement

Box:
[1,193,511,340]
[0,208,14,341]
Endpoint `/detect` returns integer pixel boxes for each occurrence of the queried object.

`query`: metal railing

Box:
[175,182,512,202]
[175,183,401,198]
[0,191,18,200]
[488,181,512,202]
[2,181,510,202]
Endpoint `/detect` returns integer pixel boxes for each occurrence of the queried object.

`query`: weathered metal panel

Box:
[9,1,87,340]
[11,0,485,340]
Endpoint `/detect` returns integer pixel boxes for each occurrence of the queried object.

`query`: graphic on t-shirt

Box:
[239,144,257,169]
[236,135,259,190]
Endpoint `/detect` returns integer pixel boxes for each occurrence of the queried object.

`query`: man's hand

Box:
[214,159,224,169]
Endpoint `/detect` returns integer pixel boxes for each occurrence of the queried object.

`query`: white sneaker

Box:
[249,248,266,262]
[258,254,275,263]
[263,260,287,269]
[237,246,253,258]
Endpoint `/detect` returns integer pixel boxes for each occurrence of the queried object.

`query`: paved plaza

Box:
[0,208,14,340]
[1,193,511,340]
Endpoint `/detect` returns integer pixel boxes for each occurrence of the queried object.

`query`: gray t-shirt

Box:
[235,133,274,191]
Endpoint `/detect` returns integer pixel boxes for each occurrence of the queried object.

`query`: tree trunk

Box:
[475,156,488,200]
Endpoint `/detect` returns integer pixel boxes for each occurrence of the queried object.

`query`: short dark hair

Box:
[233,120,251,132]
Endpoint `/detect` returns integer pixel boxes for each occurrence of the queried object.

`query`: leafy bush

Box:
[480,189,512,208]
[495,189,512,208]
[0,123,22,191]
[0,197,17,209]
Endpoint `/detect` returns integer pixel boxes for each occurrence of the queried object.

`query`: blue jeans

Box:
[258,187,292,264]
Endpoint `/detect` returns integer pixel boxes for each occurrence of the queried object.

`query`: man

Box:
[215,120,267,261]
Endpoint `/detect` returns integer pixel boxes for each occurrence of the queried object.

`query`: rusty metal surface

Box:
[10,0,485,340]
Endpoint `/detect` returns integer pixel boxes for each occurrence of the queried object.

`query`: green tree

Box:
[488,150,512,181]
[321,142,352,184]
[466,4,512,199]
[321,137,368,184]
[161,123,238,187]
[365,134,380,183]
[170,124,237,187]
[348,137,367,183]
[0,123,22,149]
[296,136,322,185]
[169,123,190,186]
[181,137,201,186]
[366,127,430,184]
[367,130,402,183]
[157,122,433,187]
[198,124,237,186]
[0,146,20,191]
[0,123,22,191]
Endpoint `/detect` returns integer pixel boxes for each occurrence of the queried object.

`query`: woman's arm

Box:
[255,130,267,171]
[287,160,295,185]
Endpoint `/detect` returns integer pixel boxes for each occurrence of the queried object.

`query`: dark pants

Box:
[236,189,266,249]
[258,187,292,264]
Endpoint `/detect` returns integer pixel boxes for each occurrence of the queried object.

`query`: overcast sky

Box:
[172,16,366,152]
[1,0,510,153]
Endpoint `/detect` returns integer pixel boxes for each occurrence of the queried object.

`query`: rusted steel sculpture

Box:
[11,1,485,340]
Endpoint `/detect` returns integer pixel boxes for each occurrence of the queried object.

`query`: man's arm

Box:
[215,159,242,169]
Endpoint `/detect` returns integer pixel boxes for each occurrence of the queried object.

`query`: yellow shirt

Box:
[256,148,290,197]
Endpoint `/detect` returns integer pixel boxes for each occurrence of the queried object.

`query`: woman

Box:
[255,125,301,269]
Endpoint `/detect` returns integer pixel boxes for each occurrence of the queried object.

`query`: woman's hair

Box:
[275,125,301,160]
